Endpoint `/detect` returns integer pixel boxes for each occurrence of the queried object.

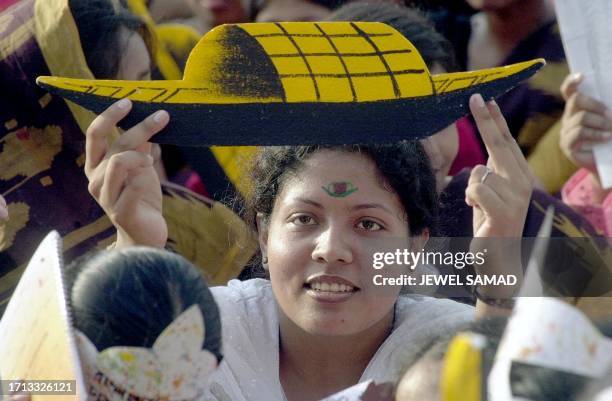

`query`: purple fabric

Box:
[0,1,110,312]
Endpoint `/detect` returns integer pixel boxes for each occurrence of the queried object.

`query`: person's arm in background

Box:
[559,74,612,182]
[558,73,612,235]
[527,120,578,194]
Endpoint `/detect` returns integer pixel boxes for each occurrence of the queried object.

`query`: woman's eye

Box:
[290,215,316,226]
[356,219,383,231]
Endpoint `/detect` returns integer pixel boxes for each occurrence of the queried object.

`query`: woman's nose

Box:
[311,225,354,265]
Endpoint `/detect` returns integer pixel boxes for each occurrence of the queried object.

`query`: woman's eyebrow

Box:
[350,203,393,214]
[293,199,393,214]
[294,198,323,208]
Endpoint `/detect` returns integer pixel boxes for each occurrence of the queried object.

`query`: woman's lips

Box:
[305,287,358,303]
[304,275,360,303]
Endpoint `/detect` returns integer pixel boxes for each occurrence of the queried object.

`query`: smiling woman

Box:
[70,9,539,399]
[83,98,487,399]
[206,144,474,401]
[249,145,435,336]
[81,81,536,399]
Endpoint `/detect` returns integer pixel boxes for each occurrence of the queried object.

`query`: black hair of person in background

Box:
[64,247,223,362]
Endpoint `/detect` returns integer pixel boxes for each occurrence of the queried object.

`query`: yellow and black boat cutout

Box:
[37,22,545,146]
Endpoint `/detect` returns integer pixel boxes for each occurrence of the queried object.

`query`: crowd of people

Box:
[0,0,610,400]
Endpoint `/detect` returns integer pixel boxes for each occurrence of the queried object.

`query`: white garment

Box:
[203,279,474,401]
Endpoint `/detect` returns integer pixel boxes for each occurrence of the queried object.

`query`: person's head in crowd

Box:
[328,2,459,192]
[328,2,458,73]
[65,247,222,362]
[69,0,154,80]
[395,315,602,401]
[186,0,249,27]
[244,144,437,334]
[395,317,506,401]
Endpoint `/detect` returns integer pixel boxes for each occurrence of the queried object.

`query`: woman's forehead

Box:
[277,150,402,207]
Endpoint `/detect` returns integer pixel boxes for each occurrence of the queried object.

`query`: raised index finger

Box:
[487,99,535,183]
[85,98,132,177]
[469,94,518,178]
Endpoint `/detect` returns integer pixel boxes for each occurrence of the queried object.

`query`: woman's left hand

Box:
[466,94,535,239]
[465,94,535,304]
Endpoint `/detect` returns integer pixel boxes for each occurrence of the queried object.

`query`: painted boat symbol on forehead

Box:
[322,182,358,198]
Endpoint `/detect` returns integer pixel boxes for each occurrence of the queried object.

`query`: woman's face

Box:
[116,29,151,81]
[259,150,427,336]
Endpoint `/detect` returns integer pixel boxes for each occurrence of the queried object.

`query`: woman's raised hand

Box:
[466,94,535,239]
[465,94,535,302]
[85,99,169,248]
[560,73,612,174]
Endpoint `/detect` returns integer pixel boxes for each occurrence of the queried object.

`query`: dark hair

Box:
[402,316,594,401]
[395,317,507,399]
[69,0,154,79]
[406,316,507,371]
[328,2,459,72]
[244,143,438,236]
[65,247,223,362]
[308,0,354,9]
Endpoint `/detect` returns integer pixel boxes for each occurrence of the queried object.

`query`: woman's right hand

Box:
[85,99,169,248]
[560,73,612,174]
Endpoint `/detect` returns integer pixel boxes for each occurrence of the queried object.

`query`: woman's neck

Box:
[278,308,394,401]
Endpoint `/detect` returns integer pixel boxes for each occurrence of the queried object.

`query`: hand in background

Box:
[560,73,612,176]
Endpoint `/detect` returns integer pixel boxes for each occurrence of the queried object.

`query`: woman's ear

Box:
[411,228,430,252]
[256,212,269,267]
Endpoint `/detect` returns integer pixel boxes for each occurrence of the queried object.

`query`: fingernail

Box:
[117,98,131,109]
[153,110,168,124]
[0,208,8,220]
[146,155,154,164]
[473,94,485,108]
[572,73,583,81]
[602,132,612,139]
